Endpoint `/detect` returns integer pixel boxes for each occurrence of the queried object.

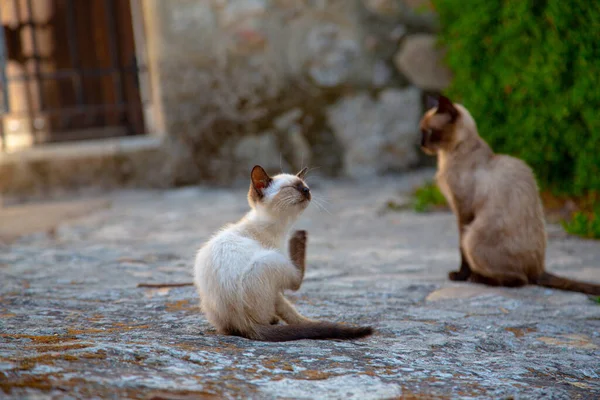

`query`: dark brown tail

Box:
[252,322,373,342]
[536,272,600,295]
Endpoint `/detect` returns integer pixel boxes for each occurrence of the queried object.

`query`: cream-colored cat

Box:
[194,165,373,341]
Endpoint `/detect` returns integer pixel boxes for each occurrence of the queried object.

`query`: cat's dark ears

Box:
[426,95,439,110]
[251,165,307,189]
[251,165,272,193]
[296,167,308,180]
[426,94,458,122]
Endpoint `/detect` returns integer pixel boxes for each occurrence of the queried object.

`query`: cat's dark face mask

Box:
[419,95,459,155]
[248,165,311,212]
[420,127,444,155]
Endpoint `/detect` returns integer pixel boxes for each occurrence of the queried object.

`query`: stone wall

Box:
[144,0,450,185]
[0,0,451,198]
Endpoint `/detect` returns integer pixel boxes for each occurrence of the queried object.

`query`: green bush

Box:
[432,0,600,195]
[562,209,600,239]
[412,181,447,212]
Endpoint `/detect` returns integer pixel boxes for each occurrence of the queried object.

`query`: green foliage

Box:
[432,0,600,195]
[562,209,600,239]
[412,181,447,212]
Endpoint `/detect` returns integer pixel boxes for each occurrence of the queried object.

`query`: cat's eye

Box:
[294,183,310,195]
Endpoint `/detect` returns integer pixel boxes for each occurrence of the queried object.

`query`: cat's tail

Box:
[252,322,373,342]
[536,272,600,295]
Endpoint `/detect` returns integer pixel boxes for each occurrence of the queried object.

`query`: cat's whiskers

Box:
[276,196,296,212]
[311,195,331,215]
[279,153,284,174]
[304,166,321,178]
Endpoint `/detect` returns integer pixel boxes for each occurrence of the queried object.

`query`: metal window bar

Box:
[103,0,125,106]
[64,0,84,105]
[0,5,8,151]
[24,0,45,111]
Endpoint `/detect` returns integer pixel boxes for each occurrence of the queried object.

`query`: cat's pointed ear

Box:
[436,95,458,122]
[251,165,272,192]
[426,95,439,110]
[296,167,308,180]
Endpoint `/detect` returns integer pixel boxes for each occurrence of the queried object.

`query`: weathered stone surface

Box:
[402,0,434,11]
[232,132,285,176]
[363,0,402,18]
[0,198,111,244]
[0,137,167,198]
[1,0,448,197]
[538,335,598,350]
[372,59,393,87]
[141,0,438,185]
[395,34,452,91]
[1,171,599,398]
[363,0,434,18]
[327,88,422,177]
[305,22,362,88]
[147,0,378,184]
[425,286,506,302]
[273,108,312,171]
[362,0,437,31]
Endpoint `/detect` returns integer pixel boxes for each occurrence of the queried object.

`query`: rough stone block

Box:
[326,87,422,177]
[394,34,452,91]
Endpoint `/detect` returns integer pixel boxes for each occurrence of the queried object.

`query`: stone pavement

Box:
[1,171,599,399]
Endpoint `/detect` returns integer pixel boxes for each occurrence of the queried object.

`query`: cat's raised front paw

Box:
[289,230,307,271]
[289,230,307,248]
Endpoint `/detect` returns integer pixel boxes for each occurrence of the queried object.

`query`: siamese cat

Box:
[194,165,373,341]
[420,95,600,295]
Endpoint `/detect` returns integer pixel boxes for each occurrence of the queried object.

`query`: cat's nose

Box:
[301,186,311,199]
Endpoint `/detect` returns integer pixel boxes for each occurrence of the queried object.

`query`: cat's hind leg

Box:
[462,222,528,287]
[236,251,303,327]
[276,293,316,324]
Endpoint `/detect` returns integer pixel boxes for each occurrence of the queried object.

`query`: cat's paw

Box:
[448,270,467,281]
[289,230,307,269]
[289,230,307,249]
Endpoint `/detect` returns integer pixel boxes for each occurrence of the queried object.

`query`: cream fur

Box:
[194,173,313,338]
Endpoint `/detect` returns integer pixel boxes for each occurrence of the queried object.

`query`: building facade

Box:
[0,0,448,197]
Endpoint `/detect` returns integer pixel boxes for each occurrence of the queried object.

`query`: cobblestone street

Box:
[1,171,599,399]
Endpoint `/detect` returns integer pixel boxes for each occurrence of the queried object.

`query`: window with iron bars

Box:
[0,0,149,151]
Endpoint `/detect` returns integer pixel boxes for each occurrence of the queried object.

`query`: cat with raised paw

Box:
[419,95,600,295]
[194,165,373,341]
